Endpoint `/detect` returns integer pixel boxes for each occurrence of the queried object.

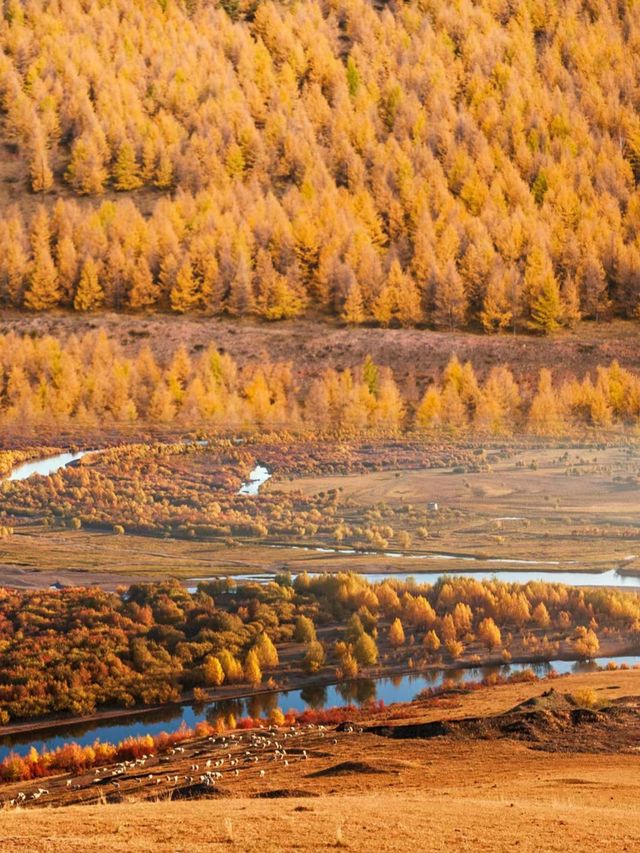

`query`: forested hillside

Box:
[1,0,640,331]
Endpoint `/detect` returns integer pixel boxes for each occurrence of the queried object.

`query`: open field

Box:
[1,670,638,852]
[2,443,640,587]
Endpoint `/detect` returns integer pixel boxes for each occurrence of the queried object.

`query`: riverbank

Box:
[2,639,638,745]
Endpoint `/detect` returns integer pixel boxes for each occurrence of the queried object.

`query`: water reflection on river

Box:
[189,566,640,591]
[2,654,638,760]
[6,451,93,481]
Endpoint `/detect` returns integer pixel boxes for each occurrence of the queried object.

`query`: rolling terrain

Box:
[1,670,638,852]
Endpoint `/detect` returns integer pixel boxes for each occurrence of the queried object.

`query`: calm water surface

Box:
[1,654,638,759]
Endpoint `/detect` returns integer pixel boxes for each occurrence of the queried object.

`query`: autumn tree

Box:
[353,632,378,666]
[423,629,441,653]
[254,632,279,668]
[113,142,143,191]
[74,258,104,311]
[571,626,599,659]
[294,615,317,643]
[170,258,199,313]
[303,640,325,673]
[388,617,405,647]
[203,655,225,687]
[477,617,501,650]
[24,208,60,310]
[433,261,467,330]
[244,649,262,685]
[341,282,366,325]
[128,258,159,309]
[526,247,563,334]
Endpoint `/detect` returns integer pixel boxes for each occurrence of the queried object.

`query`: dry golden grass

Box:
[0,790,636,852]
[1,671,639,852]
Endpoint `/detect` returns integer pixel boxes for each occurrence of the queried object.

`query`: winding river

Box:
[238,464,272,495]
[1,653,638,760]
[189,566,640,589]
[4,451,640,589]
[6,451,94,481]
[1,451,639,760]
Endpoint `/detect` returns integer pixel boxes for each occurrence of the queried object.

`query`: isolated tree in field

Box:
[294,614,316,643]
[303,640,325,673]
[203,655,225,687]
[478,617,501,650]
[74,258,104,311]
[353,632,378,666]
[388,617,405,647]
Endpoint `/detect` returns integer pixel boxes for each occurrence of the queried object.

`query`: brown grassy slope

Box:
[3,312,640,391]
[1,671,639,852]
[2,789,637,853]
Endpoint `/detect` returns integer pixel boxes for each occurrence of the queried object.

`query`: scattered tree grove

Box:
[0,572,637,725]
[1,332,640,437]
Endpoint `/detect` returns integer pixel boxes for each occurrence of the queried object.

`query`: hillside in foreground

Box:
[1,0,640,332]
[1,670,639,852]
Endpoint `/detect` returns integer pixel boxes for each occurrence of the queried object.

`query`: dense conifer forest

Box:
[1,0,640,331]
